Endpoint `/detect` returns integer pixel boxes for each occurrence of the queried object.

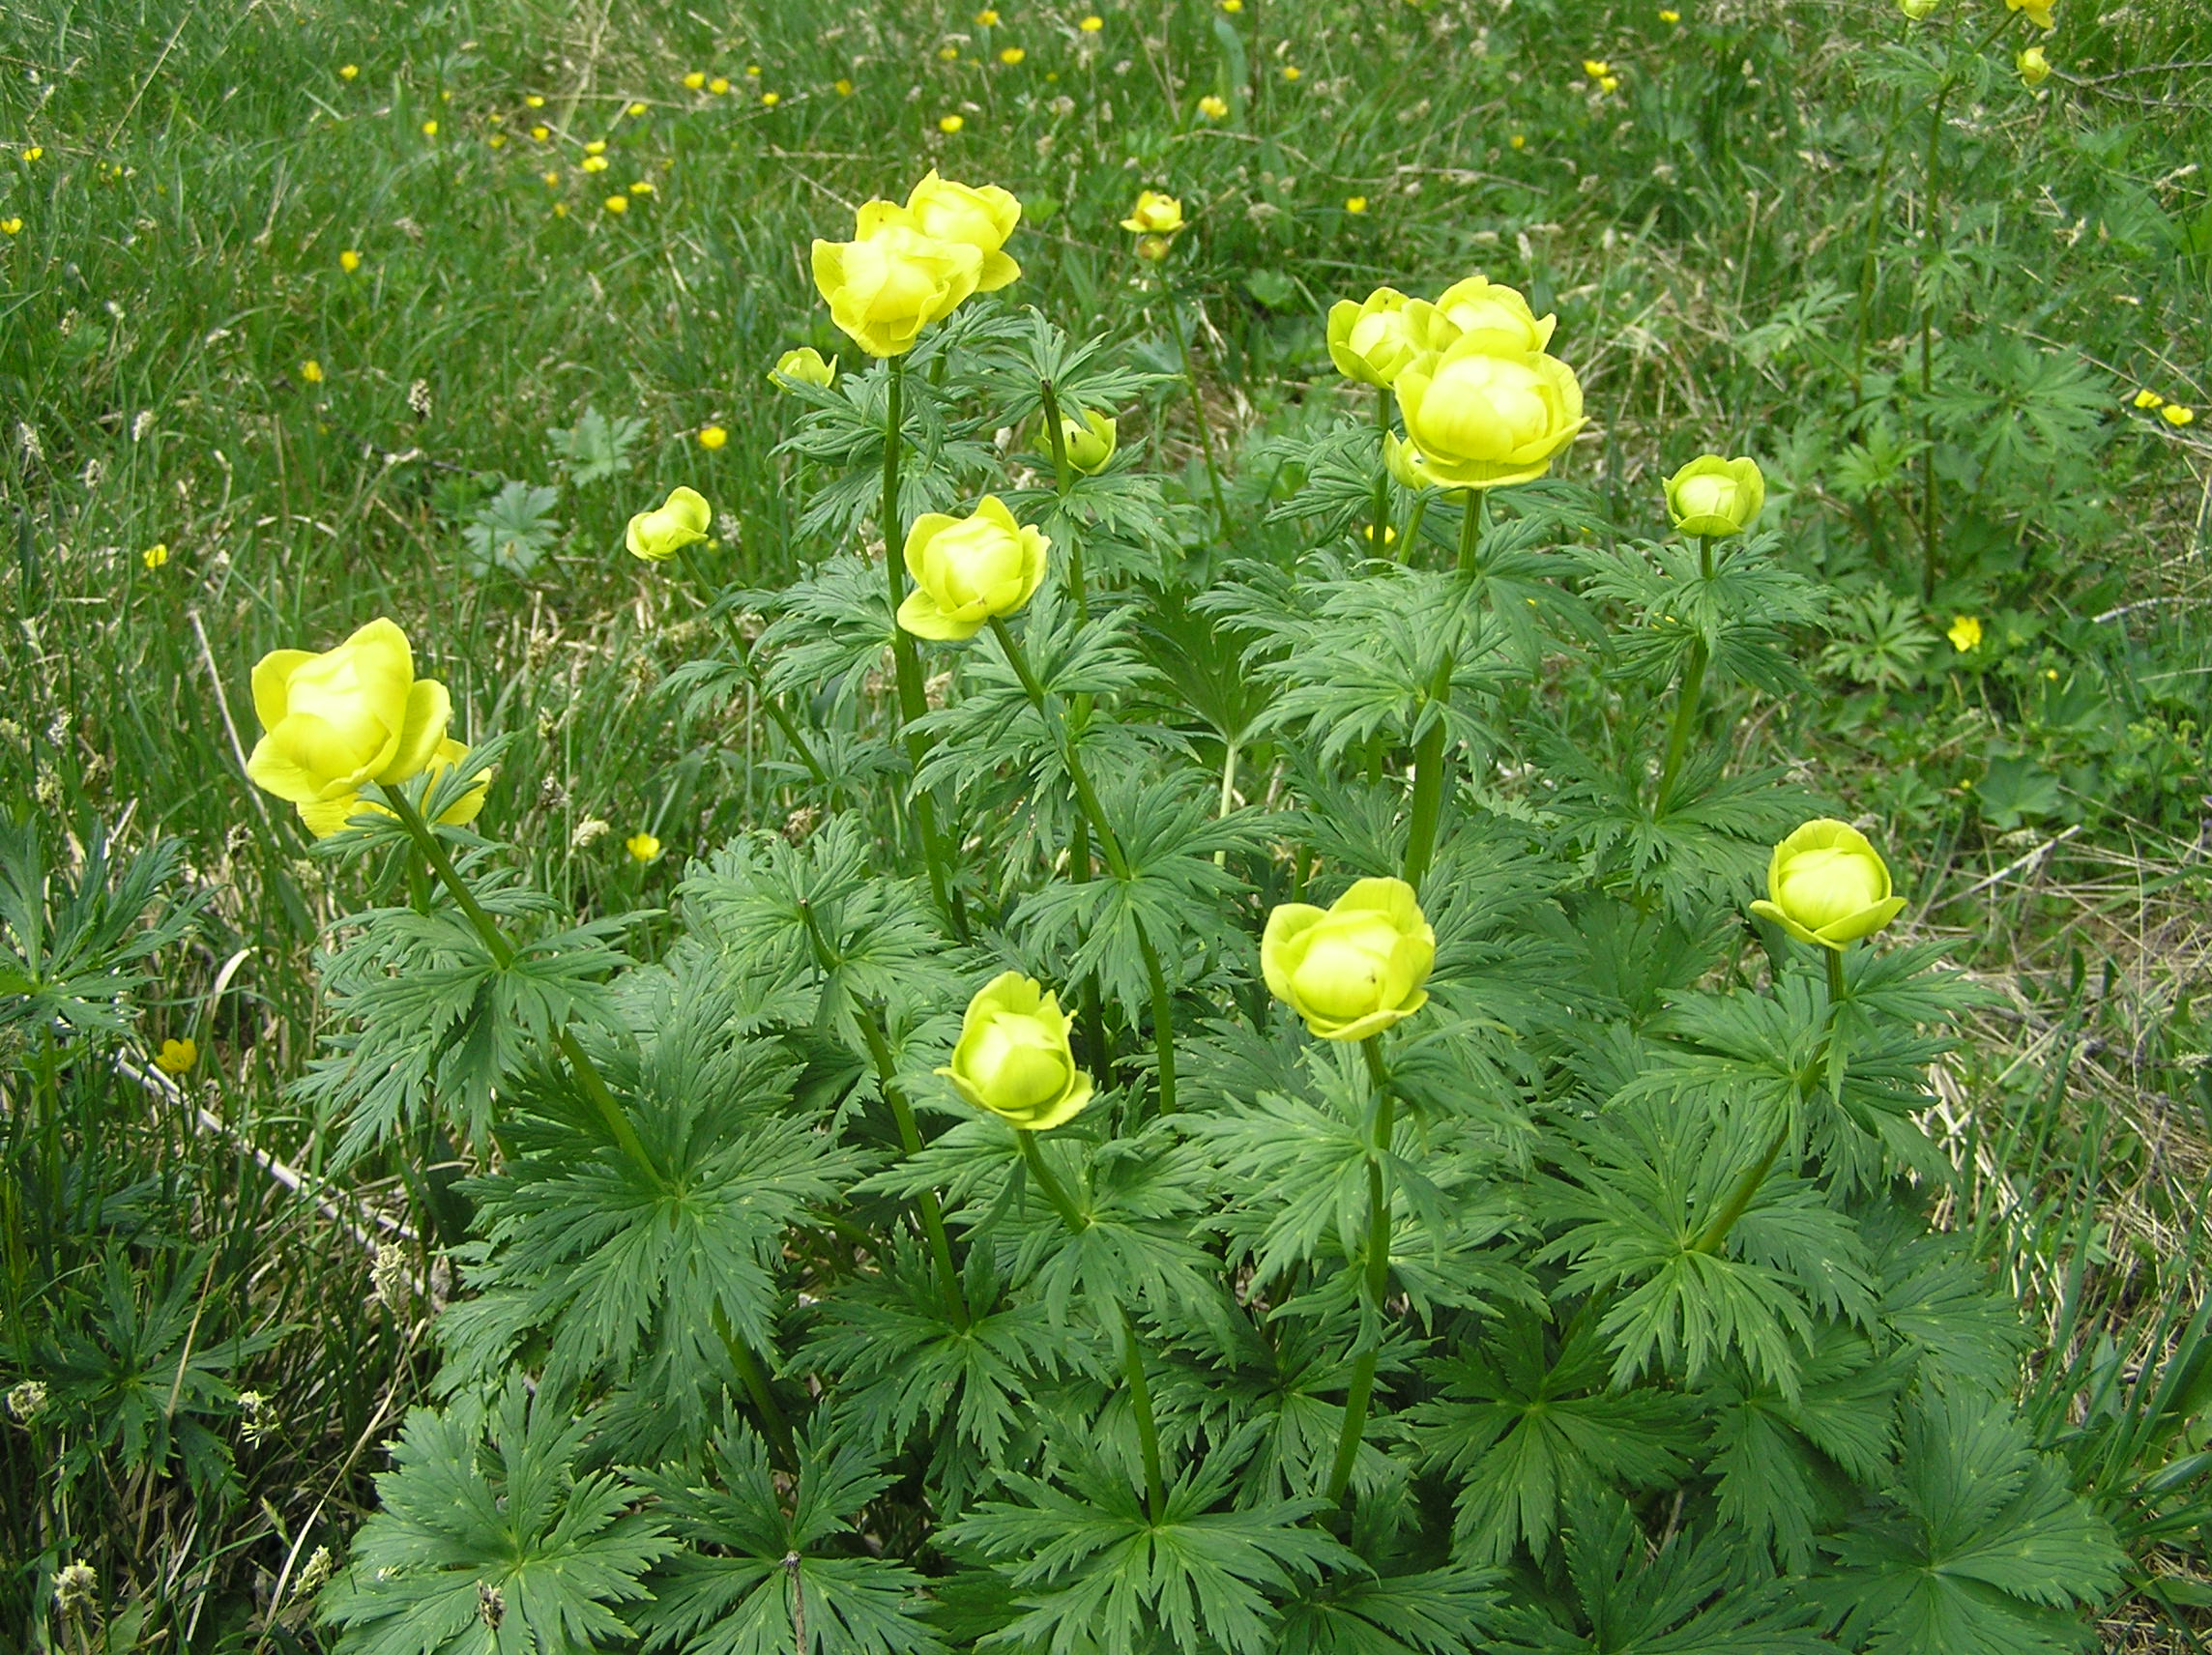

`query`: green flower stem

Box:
[1369,386,1393,557]
[1325,1036,1397,1502]
[1018,1130,1167,1520]
[674,547,830,791]
[853,1003,969,1330]
[1403,495,1431,565]
[1654,537,1716,814]
[880,355,966,938]
[712,1299,799,1467]
[382,787,654,1177]
[1694,944,1851,1256]
[988,615,1178,1118]
[1401,490,1485,888]
[1158,275,1233,540]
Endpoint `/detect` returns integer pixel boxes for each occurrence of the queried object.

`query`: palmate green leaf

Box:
[756,554,902,716]
[944,1446,1355,1655]
[318,1379,673,1655]
[1859,1202,2030,1395]
[631,1424,946,1655]
[1815,1388,2123,1655]
[0,818,200,1040]
[1404,1311,1697,1564]
[1489,1494,1836,1654]
[1271,1563,1502,1655]
[1572,530,1821,701]
[777,350,1001,544]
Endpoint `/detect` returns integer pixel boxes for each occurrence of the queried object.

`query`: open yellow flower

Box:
[246,619,459,837]
[1664,454,1765,537]
[1947,614,1982,653]
[2005,0,2053,29]
[896,495,1050,641]
[155,1037,197,1077]
[940,972,1092,1130]
[1263,877,1436,1042]
[1120,189,1184,234]
[881,169,1023,292]
[1749,819,1907,950]
[811,219,982,357]
[626,485,712,562]
[1423,275,1557,359]
[626,831,661,862]
[1393,334,1586,490]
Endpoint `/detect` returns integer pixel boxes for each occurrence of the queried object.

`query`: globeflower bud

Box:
[1326,286,1425,389]
[1393,334,1586,491]
[1664,454,1765,537]
[626,485,713,563]
[770,346,837,390]
[1748,819,1907,950]
[811,218,983,357]
[940,971,1092,1129]
[896,494,1050,641]
[1057,408,1118,474]
[893,169,1023,292]
[1135,234,1175,263]
[2017,45,2051,85]
[1898,0,1937,16]
[1424,274,1557,359]
[1383,430,1440,490]
[1120,189,1184,234]
[245,619,458,838]
[1262,877,1436,1041]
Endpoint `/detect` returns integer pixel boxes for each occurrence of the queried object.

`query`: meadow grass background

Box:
[2,0,2211,1646]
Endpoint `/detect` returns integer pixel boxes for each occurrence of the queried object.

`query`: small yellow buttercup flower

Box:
[1058,408,1118,473]
[1079,15,1104,31]
[0,218,20,236]
[2005,0,2053,28]
[1664,454,1764,537]
[420,119,437,136]
[1198,93,1229,119]
[1393,335,1586,490]
[1263,877,1435,1042]
[1000,46,1026,64]
[142,542,169,569]
[338,64,359,80]
[1425,273,1557,359]
[1345,195,1368,214]
[487,134,509,149]
[1221,0,1242,10]
[1582,58,1611,78]
[897,496,1050,641]
[684,71,707,90]
[553,203,568,217]
[581,154,609,173]
[300,360,324,384]
[938,113,965,132]
[22,146,43,162]
[2133,389,2165,410]
[246,619,468,838]
[339,248,362,272]
[884,169,1023,290]
[762,91,780,106]
[541,169,561,186]
[1599,73,1619,92]
[835,78,856,95]
[709,76,731,94]
[629,179,654,194]
[604,193,628,214]
[698,425,729,450]
[813,218,982,357]
[1326,286,1427,389]
[976,7,1001,21]
[1120,189,1184,234]
[1947,614,1982,653]
[1659,9,1680,21]
[941,973,1093,1130]
[1749,820,1906,950]
[530,124,550,141]
[155,1037,197,1077]
[771,345,839,389]
[526,94,546,107]
[2017,45,2051,85]
[1509,132,1527,149]
[626,101,648,116]
[626,486,711,562]
[584,138,607,155]
[2165,404,2197,427]
[1282,65,1302,80]
[939,44,961,61]
[745,65,762,77]
[626,832,661,862]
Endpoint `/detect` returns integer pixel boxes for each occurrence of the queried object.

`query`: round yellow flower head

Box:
[1080,15,1104,31]
[770,345,839,389]
[420,119,438,136]
[603,193,629,213]
[684,71,707,89]
[339,64,359,80]
[1423,274,1557,359]
[1326,286,1429,389]
[1263,877,1436,1042]
[1058,408,1118,474]
[1282,65,1302,80]
[525,94,545,107]
[886,169,1023,292]
[245,618,470,838]
[1393,334,1586,490]
[1001,47,1026,65]
[697,424,728,450]
[2005,0,2053,28]
[1946,614,1982,653]
[142,542,169,569]
[1749,819,1907,951]
[941,972,1093,1130]
[938,114,965,133]
[835,78,856,95]
[1121,189,1184,234]
[626,485,712,562]
[2165,405,2197,427]
[626,831,661,862]
[1664,454,1765,537]
[300,359,324,384]
[976,7,1001,22]
[1345,195,1368,214]
[897,495,1050,641]
[0,218,20,236]
[1898,0,1938,15]
[155,1036,197,1076]
[2017,45,2051,84]
[1384,430,1440,490]
[2133,389,2165,410]
[1198,93,1229,119]
[709,76,731,94]
[811,219,982,357]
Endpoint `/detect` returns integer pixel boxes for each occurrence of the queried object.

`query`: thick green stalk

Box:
[1401,491,1484,887]
[1018,1131,1166,1519]
[1369,385,1393,557]
[854,1004,968,1329]
[989,616,1178,1118]
[1159,278,1233,539]
[675,547,830,790]
[1325,1036,1397,1502]
[712,1300,798,1466]
[879,358,965,936]
[1654,537,1716,813]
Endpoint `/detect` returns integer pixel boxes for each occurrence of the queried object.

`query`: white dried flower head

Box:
[370,1240,409,1308]
[131,409,156,442]
[407,379,433,420]
[54,1562,97,1617]
[570,817,611,850]
[7,1379,48,1424]
[16,422,43,466]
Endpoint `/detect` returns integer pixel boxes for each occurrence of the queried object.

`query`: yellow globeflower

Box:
[811,219,982,357]
[1058,408,1118,474]
[1262,877,1435,1042]
[626,831,661,862]
[1393,334,1586,490]
[245,619,467,837]
[1664,454,1765,537]
[697,425,728,450]
[1749,820,1906,950]
[887,169,1023,291]
[2017,45,2051,84]
[897,495,1049,641]
[155,1037,198,1077]
[940,972,1093,1130]
[1947,614,1983,653]
[1424,274,1557,359]
[2005,0,2053,27]
[626,485,712,562]
[1120,189,1184,234]
[1325,286,1429,389]
[770,346,839,389]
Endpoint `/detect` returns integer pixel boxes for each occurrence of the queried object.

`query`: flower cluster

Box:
[811,169,1022,356]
